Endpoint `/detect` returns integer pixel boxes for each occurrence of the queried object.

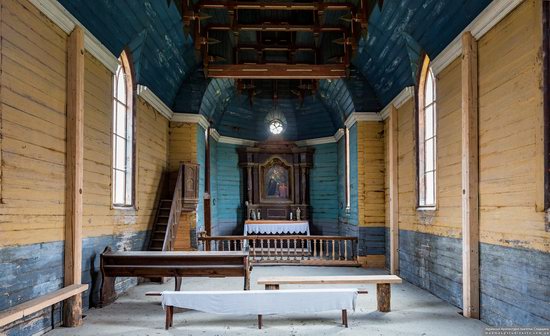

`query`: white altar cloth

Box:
[244,221,310,235]
[161,288,357,315]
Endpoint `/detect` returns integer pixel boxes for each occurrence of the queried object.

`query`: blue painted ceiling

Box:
[60,0,491,141]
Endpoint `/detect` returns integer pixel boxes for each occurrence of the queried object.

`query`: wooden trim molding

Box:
[64,26,85,327]
[432,0,523,75]
[388,105,399,275]
[461,31,480,319]
[137,85,174,120]
[172,113,210,130]
[543,0,550,215]
[29,0,118,73]
[344,112,381,129]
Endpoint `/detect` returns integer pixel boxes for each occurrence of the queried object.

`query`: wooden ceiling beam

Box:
[206,64,346,79]
[237,44,316,52]
[206,24,346,33]
[196,2,353,11]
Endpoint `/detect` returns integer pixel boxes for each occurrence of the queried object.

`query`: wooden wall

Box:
[385,0,549,325]
[0,0,170,333]
[168,122,205,249]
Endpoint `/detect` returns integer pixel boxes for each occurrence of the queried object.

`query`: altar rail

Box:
[198,235,359,266]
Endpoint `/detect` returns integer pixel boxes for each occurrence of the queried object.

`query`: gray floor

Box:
[48,266,487,336]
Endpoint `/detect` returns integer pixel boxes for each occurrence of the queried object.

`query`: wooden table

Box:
[257,275,402,312]
[99,247,251,306]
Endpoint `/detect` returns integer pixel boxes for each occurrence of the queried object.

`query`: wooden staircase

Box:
[148,162,199,252]
[149,199,173,251]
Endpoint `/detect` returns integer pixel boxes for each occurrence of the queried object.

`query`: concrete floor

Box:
[48,266,487,336]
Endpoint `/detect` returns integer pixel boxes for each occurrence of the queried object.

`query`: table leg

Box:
[175,277,182,291]
[258,314,262,329]
[342,309,348,328]
[377,283,391,312]
[165,306,172,330]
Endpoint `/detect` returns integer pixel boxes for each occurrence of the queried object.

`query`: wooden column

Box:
[461,31,480,319]
[389,105,399,275]
[63,26,84,327]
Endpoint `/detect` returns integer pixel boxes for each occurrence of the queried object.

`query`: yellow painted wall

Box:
[169,122,199,250]
[356,121,385,228]
[0,0,170,247]
[477,0,547,252]
[386,0,549,253]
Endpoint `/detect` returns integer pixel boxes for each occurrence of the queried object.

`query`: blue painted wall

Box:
[338,125,359,238]
[398,229,550,326]
[309,143,339,235]
[0,231,148,335]
[211,143,243,235]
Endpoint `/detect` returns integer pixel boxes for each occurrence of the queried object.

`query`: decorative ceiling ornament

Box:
[265,102,287,136]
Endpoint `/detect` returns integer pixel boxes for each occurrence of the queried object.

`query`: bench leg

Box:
[342,310,348,328]
[165,306,173,330]
[258,314,262,329]
[377,283,391,312]
[175,277,182,291]
[265,284,279,290]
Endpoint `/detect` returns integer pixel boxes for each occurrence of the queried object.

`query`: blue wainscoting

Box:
[0,231,148,336]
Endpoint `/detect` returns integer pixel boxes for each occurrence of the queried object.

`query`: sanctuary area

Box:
[0,0,548,335]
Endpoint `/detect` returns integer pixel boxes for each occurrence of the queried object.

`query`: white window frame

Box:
[418,56,437,209]
[112,53,135,208]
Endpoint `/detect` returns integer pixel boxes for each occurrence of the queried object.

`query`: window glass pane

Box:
[425,171,435,205]
[425,71,433,104]
[430,70,436,102]
[425,138,434,172]
[116,103,126,136]
[425,105,434,140]
[115,136,126,170]
[114,169,125,204]
[116,71,126,104]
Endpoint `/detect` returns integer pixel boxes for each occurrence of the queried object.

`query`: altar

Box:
[244,220,310,236]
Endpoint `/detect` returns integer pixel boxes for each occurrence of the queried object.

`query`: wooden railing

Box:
[198,235,359,266]
[162,164,184,251]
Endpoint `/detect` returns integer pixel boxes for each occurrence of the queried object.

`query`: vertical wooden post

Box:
[389,105,399,275]
[461,31,480,319]
[64,26,84,327]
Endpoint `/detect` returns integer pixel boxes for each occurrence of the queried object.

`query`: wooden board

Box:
[0,284,88,327]
[257,275,402,285]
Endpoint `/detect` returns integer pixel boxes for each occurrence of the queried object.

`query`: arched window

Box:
[112,51,135,207]
[418,56,436,207]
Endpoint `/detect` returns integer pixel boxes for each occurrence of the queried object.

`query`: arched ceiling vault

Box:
[59,0,492,141]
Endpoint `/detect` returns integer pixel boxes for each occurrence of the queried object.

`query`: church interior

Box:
[0,0,549,335]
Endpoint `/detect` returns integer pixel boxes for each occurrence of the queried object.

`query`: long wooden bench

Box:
[257,275,402,312]
[100,247,251,306]
[151,289,365,329]
[0,284,88,327]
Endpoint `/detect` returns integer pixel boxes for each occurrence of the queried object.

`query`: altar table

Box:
[244,220,310,236]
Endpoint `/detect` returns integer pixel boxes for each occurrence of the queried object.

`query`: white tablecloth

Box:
[245,222,310,235]
[161,289,357,315]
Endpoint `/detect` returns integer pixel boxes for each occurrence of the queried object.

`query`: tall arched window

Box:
[112,51,135,207]
[418,56,436,207]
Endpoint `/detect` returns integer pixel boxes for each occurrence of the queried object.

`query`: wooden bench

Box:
[151,289,364,329]
[257,275,402,312]
[100,247,251,306]
[0,284,88,327]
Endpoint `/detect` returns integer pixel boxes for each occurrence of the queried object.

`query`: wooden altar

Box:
[238,142,314,226]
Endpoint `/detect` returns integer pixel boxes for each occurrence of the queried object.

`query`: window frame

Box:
[111,50,137,209]
[417,55,437,209]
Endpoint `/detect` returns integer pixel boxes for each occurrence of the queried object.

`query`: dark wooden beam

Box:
[197,1,353,11]
[206,24,346,33]
[237,44,316,52]
[206,64,346,79]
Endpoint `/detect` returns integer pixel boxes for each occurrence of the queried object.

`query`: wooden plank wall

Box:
[356,121,386,266]
[0,0,170,333]
[309,143,339,235]
[385,0,549,326]
[169,122,204,250]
